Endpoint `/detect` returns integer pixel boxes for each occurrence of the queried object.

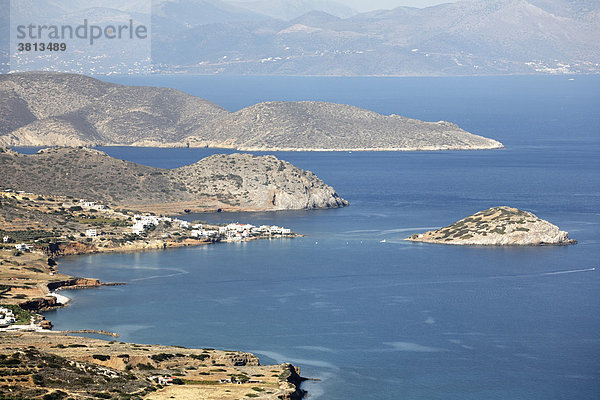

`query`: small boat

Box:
[380,239,386,243]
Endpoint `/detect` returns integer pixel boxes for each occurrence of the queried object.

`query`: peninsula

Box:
[0,72,503,151]
[0,147,348,213]
[0,332,305,400]
[407,206,576,246]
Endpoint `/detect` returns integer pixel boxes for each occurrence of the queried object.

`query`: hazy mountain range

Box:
[3,0,599,75]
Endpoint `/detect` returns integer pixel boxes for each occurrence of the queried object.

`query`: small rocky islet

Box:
[407,206,576,246]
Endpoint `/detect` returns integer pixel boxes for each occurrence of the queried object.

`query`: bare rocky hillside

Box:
[0,72,502,151]
[0,147,348,213]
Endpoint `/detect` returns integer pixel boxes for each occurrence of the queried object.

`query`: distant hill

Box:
[226,0,357,20]
[5,0,598,75]
[149,0,600,76]
[0,72,503,151]
[193,101,503,151]
[0,72,228,147]
[0,147,348,213]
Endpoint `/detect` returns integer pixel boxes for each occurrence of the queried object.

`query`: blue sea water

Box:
[39,75,600,400]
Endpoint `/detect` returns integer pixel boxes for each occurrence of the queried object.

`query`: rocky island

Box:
[0,147,347,213]
[407,206,576,246]
[0,72,503,151]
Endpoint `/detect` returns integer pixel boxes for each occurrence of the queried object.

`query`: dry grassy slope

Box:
[0,71,228,146]
[0,333,302,400]
[0,72,502,150]
[192,101,503,150]
[0,147,187,205]
[0,147,347,212]
[408,206,576,246]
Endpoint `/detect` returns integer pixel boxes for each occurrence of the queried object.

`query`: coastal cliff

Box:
[0,147,347,212]
[0,72,502,151]
[407,206,576,246]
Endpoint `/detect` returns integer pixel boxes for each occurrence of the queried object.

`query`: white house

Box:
[85,229,97,238]
[14,243,30,251]
[190,230,203,238]
[132,222,146,235]
[0,307,15,327]
[191,229,219,238]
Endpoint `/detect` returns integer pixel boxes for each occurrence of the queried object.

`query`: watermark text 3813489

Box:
[9,0,152,74]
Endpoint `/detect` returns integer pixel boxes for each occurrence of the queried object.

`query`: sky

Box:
[337,0,464,12]
[230,0,469,13]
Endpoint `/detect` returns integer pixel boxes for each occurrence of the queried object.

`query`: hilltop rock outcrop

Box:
[0,147,348,213]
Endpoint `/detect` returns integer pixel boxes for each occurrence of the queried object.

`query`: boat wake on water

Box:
[541,267,596,276]
[128,267,190,282]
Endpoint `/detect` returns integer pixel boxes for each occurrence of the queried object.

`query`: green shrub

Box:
[32,374,44,386]
[150,353,174,362]
[42,391,67,400]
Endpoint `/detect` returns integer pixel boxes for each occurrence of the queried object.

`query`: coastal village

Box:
[0,187,305,399]
[0,187,295,329]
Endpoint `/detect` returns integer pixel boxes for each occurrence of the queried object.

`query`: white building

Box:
[132,222,146,235]
[85,228,97,237]
[0,307,15,327]
[191,229,219,238]
[14,243,30,251]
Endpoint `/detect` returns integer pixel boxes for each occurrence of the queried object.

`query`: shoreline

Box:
[0,186,308,398]
[53,244,308,399]
[1,236,309,398]
[10,143,505,151]
[0,241,309,399]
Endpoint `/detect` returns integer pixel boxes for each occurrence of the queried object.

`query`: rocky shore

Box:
[407,206,576,246]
